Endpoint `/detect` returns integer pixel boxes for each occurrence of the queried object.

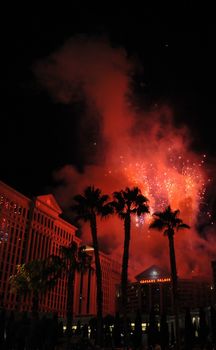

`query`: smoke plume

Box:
[34,35,215,281]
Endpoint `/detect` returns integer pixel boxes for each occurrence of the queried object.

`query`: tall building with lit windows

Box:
[121,265,212,318]
[0,180,80,317]
[74,246,121,320]
[124,265,173,316]
[0,180,121,320]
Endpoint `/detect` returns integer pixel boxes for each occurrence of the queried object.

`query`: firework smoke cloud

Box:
[34,35,214,280]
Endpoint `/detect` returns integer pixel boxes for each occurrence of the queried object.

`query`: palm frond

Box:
[149,205,190,236]
[137,203,149,216]
[118,212,127,220]
[164,228,174,236]
[99,203,114,218]
[173,209,180,217]
[177,223,190,230]
[149,218,165,230]
[72,186,111,221]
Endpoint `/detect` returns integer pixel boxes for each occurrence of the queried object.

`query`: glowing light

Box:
[140,277,171,284]
[106,151,209,226]
[151,270,158,277]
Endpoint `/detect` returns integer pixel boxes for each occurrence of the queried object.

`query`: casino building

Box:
[120,265,212,318]
[0,180,121,320]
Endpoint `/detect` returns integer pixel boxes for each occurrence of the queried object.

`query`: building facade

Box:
[119,265,212,318]
[0,180,80,317]
[74,246,121,320]
[0,180,121,320]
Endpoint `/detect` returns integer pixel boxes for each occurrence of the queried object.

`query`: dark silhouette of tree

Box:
[184,308,194,350]
[9,255,62,317]
[149,205,190,350]
[111,186,149,346]
[60,242,92,337]
[72,186,113,346]
[160,313,169,350]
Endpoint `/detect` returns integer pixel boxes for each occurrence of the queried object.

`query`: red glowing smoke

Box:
[34,36,215,281]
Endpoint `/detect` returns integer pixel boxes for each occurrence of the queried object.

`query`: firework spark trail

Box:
[104,149,208,226]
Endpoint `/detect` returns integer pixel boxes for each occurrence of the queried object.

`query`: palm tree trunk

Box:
[90,214,103,346]
[168,233,180,350]
[122,213,131,348]
[66,266,75,337]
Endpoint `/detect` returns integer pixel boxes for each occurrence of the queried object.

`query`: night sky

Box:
[1,4,213,198]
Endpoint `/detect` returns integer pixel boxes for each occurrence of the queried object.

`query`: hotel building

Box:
[120,265,212,317]
[0,180,121,320]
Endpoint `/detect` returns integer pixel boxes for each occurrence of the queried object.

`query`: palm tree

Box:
[72,185,113,345]
[60,241,92,336]
[149,205,190,350]
[9,255,62,317]
[111,187,149,345]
